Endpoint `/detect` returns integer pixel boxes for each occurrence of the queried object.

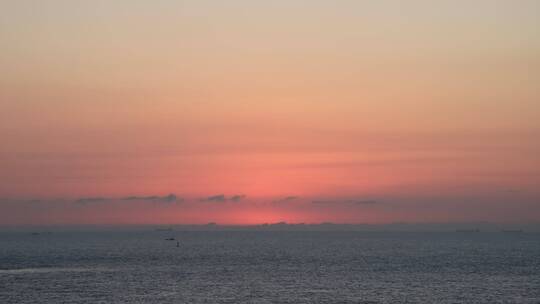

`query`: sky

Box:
[1,0,539,225]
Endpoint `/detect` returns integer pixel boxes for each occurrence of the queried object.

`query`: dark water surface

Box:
[1,231,539,303]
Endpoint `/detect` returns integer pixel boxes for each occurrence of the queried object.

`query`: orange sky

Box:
[1,0,539,225]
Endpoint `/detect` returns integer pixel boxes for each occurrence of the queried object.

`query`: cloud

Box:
[201,194,227,202]
[75,194,181,204]
[124,196,159,200]
[76,197,108,204]
[230,195,246,202]
[163,194,179,202]
[122,194,181,203]
[200,194,246,202]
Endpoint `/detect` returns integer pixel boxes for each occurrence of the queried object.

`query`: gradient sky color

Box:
[1,0,539,225]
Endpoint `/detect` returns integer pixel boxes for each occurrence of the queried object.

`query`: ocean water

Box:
[1,230,539,303]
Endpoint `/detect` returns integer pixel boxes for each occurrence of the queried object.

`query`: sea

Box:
[1,230,539,303]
